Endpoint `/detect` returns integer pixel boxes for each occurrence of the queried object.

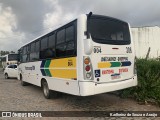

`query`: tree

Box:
[0,50,14,56]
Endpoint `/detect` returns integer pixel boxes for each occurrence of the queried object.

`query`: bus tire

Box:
[20,75,28,86]
[42,80,51,99]
[5,73,9,79]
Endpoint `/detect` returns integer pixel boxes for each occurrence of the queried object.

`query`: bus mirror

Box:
[84,38,93,55]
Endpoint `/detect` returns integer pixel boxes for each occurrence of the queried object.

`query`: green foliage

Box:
[0,61,2,68]
[0,50,15,56]
[120,59,160,105]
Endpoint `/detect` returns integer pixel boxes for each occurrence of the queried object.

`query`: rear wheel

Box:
[5,73,9,79]
[20,75,28,86]
[42,81,51,99]
[42,80,60,99]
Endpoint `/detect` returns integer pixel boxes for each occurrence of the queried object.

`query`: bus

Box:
[18,13,137,99]
[1,54,18,69]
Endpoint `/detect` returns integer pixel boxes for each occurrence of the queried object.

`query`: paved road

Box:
[0,70,159,120]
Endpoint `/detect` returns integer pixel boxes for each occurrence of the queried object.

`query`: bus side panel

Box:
[47,78,80,96]
[41,57,80,95]
[18,59,80,95]
[18,61,42,86]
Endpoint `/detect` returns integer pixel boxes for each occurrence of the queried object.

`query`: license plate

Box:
[111,74,121,80]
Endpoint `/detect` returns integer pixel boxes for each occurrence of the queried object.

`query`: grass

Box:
[120,59,160,105]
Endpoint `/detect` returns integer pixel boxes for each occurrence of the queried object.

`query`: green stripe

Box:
[111,62,121,67]
[44,60,52,77]
[45,69,52,77]
[45,60,51,68]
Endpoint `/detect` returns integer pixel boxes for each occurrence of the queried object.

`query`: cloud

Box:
[56,0,160,26]
[0,5,25,51]
[0,0,53,51]
[0,0,160,51]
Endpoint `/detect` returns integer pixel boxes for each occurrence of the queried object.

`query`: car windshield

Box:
[87,15,131,45]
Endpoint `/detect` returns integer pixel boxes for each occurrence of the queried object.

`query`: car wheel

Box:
[20,75,28,86]
[5,73,9,79]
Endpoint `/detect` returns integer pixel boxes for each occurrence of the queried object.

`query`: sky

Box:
[0,0,160,52]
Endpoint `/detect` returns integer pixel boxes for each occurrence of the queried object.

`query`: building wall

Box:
[131,26,160,58]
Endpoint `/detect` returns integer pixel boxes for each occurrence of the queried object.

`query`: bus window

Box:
[36,40,40,52]
[8,54,18,61]
[88,17,131,45]
[30,42,35,53]
[23,46,27,54]
[48,33,55,48]
[57,29,65,44]
[30,42,37,61]
[66,41,74,56]
[41,37,48,50]
[22,47,27,62]
[56,44,67,57]
[66,26,74,42]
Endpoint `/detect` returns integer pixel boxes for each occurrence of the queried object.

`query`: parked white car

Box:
[4,64,18,79]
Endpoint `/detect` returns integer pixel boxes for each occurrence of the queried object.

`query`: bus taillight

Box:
[84,58,90,64]
[85,65,90,71]
[83,56,93,80]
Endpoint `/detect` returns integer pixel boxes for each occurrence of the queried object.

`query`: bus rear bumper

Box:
[79,75,137,96]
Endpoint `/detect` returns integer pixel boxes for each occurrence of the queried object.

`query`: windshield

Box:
[8,54,18,61]
[87,16,131,45]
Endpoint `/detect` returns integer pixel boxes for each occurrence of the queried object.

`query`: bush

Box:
[120,59,160,105]
[0,62,2,68]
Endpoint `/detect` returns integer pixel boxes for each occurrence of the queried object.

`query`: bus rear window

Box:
[88,16,131,45]
[8,54,18,61]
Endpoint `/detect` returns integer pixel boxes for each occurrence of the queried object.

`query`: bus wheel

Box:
[5,73,9,79]
[20,75,28,86]
[42,81,51,99]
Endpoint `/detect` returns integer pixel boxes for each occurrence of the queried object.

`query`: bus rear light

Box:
[85,65,90,71]
[83,56,93,80]
[86,73,91,78]
[84,58,90,64]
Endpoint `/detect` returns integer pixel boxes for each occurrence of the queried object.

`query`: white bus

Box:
[18,13,137,99]
[1,54,18,69]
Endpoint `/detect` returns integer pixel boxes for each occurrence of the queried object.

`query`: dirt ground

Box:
[0,69,159,120]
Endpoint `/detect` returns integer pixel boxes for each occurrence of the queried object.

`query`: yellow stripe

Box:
[98,62,111,68]
[49,57,77,79]
[50,69,77,79]
[49,57,76,68]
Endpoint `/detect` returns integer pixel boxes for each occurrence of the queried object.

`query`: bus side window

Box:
[35,40,40,60]
[48,33,55,48]
[27,45,30,62]
[56,44,67,57]
[48,33,56,58]
[22,47,27,63]
[57,29,65,44]
[66,26,74,42]
[30,42,37,61]
[66,25,75,56]
[41,37,48,50]
[56,29,66,57]
[66,41,75,56]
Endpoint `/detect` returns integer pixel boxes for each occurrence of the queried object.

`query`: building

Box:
[131,26,160,58]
